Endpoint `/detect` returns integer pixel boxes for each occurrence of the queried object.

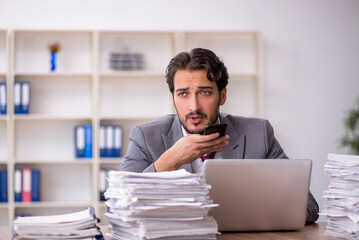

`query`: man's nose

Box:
[188,96,201,112]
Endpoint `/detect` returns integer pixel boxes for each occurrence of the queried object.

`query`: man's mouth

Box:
[186,112,207,125]
[189,115,203,125]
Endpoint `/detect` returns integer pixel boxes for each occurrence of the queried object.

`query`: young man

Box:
[120,48,319,224]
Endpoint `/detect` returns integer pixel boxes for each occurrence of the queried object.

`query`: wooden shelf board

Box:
[15,160,93,165]
[14,73,92,78]
[0,203,9,209]
[14,29,93,34]
[14,201,92,208]
[99,30,174,35]
[100,72,164,78]
[184,30,261,36]
[99,116,161,121]
[14,115,92,121]
[99,158,124,165]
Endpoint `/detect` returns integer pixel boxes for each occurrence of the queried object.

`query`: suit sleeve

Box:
[264,120,319,224]
[120,125,156,173]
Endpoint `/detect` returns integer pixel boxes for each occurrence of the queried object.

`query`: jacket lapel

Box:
[220,114,246,159]
[162,116,193,173]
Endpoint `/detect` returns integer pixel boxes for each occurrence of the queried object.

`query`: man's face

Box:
[172,69,227,134]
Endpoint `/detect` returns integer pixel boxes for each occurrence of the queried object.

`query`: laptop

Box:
[203,159,312,232]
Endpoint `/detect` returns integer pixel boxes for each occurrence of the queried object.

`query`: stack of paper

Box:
[12,207,103,239]
[321,153,359,240]
[105,169,219,240]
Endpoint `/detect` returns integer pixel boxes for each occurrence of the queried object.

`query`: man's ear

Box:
[220,88,227,106]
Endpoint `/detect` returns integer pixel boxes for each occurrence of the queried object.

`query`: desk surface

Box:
[2,222,341,240]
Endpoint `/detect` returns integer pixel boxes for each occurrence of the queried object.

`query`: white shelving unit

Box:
[0,29,9,226]
[0,30,262,226]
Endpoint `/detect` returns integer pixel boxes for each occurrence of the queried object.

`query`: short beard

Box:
[175,103,220,135]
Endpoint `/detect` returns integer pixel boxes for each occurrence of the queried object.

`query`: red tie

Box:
[201,152,216,161]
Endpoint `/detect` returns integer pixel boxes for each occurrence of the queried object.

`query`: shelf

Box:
[99,115,163,121]
[14,202,92,208]
[99,158,124,165]
[100,71,164,78]
[14,115,92,121]
[15,160,93,165]
[0,31,7,74]
[0,203,9,209]
[184,30,261,35]
[98,202,107,208]
[14,30,92,74]
[14,73,92,78]
[1,30,262,226]
[99,31,174,74]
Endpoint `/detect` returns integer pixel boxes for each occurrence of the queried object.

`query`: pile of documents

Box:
[321,153,359,240]
[105,169,219,240]
[12,207,103,239]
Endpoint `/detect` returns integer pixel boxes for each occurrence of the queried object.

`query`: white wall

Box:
[1,0,359,221]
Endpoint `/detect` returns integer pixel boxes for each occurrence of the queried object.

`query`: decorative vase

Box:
[50,51,56,72]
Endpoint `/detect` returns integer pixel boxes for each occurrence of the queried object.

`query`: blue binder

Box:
[99,125,106,158]
[31,169,40,202]
[84,125,93,158]
[75,125,85,158]
[14,81,21,114]
[0,169,8,203]
[21,82,30,114]
[14,168,22,202]
[113,125,123,157]
[14,81,30,114]
[0,82,6,115]
[105,125,114,157]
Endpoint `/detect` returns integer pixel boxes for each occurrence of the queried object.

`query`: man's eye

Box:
[178,92,187,97]
[200,90,210,95]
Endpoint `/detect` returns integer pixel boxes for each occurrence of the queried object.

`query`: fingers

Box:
[193,134,229,155]
[200,137,229,154]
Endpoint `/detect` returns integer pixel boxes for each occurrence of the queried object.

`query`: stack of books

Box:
[321,153,359,240]
[105,169,219,240]
[12,207,103,239]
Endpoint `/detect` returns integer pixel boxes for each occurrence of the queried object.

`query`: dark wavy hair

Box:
[165,48,228,93]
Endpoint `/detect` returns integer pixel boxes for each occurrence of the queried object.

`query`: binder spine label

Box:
[114,126,122,157]
[22,168,32,202]
[75,126,85,158]
[14,82,21,114]
[84,125,93,158]
[14,169,22,202]
[0,83,6,114]
[106,125,114,157]
[99,126,105,158]
[21,82,30,113]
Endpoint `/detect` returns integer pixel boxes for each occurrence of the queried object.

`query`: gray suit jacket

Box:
[120,113,319,224]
